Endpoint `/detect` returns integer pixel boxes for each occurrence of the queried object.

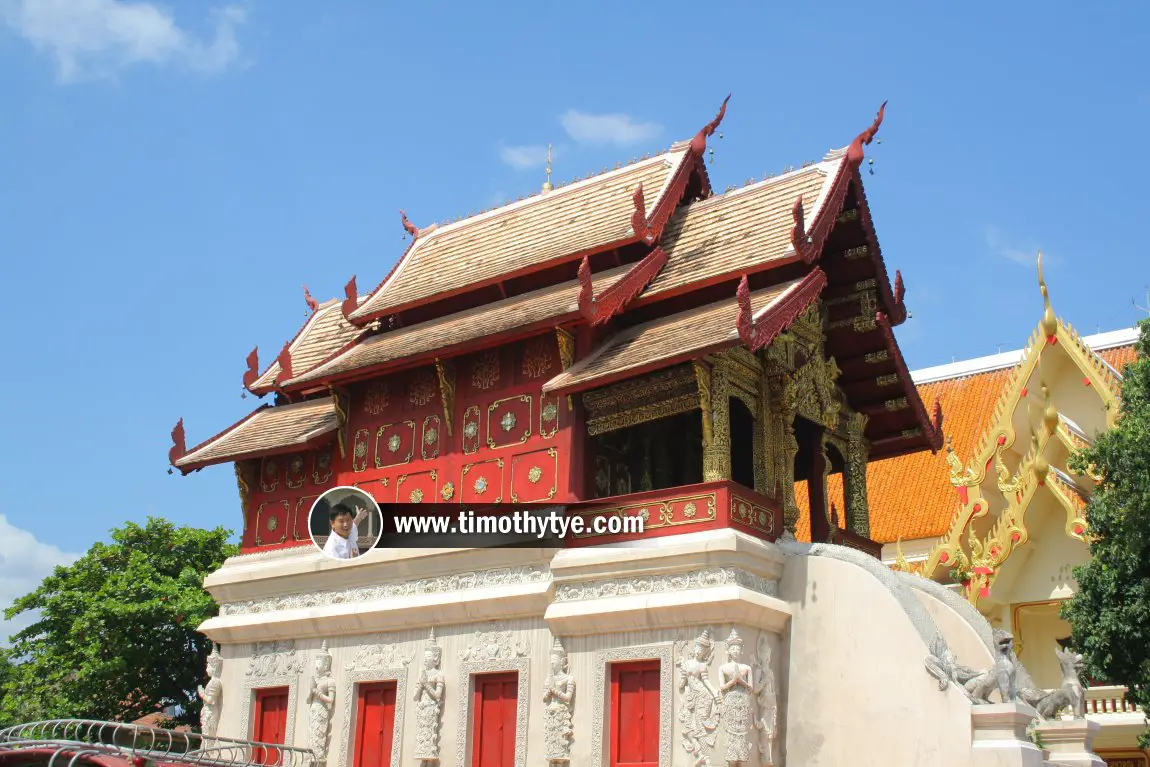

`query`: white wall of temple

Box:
[199,530,1048,767]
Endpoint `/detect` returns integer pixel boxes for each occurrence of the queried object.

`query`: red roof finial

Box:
[577,256,595,320]
[631,183,651,243]
[790,195,807,253]
[341,275,358,319]
[932,398,944,436]
[689,94,731,156]
[894,269,906,311]
[275,342,293,387]
[168,418,187,466]
[736,274,754,346]
[400,209,420,240]
[846,101,887,167]
[303,285,319,313]
[242,347,259,390]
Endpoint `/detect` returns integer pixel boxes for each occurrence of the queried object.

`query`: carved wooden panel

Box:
[462,406,482,454]
[487,395,532,450]
[521,336,555,381]
[573,491,717,539]
[539,393,560,439]
[421,415,442,461]
[375,421,416,468]
[355,478,392,505]
[285,452,306,489]
[259,456,280,493]
[352,429,371,473]
[396,469,438,505]
[407,369,438,408]
[729,494,776,537]
[255,500,290,546]
[461,458,505,504]
[470,351,501,392]
[510,448,558,503]
[293,495,320,541]
[362,381,391,416]
[312,444,334,485]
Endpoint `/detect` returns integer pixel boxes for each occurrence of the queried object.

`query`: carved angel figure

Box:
[678,628,722,767]
[753,634,778,766]
[718,630,753,765]
[542,637,576,762]
[412,629,446,761]
[197,645,223,738]
[306,642,336,763]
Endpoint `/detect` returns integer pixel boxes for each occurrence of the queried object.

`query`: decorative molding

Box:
[456,626,530,767]
[238,640,304,742]
[219,565,551,616]
[553,567,777,603]
[591,644,674,767]
[336,639,411,767]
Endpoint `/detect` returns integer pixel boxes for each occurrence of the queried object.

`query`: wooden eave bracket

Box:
[736,268,828,351]
[577,247,669,326]
[434,359,456,437]
[875,310,944,452]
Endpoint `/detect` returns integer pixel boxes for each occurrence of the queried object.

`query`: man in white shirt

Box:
[322,501,370,559]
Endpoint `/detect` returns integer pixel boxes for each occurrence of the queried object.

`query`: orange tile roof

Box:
[794,340,1137,544]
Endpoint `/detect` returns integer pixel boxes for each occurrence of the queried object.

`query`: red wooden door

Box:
[610,661,660,767]
[354,682,397,767]
[471,672,518,767]
[253,687,290,765]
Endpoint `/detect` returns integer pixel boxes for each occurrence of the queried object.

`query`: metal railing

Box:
[1085,686,1145,716]
[0,720,315,767]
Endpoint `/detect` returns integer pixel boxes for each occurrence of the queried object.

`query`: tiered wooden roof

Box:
[171,98,939,473]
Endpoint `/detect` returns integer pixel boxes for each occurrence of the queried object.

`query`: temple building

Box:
[797,261,1146,766]
[158,101,1108,767]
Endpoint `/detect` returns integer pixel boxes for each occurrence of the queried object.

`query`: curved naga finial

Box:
[790,195,807,252]
[689,94,731,155]
[303,285,319,313]
[932,398,944,437]
[341,275,358,320]
[168,418,187,466]
[1037,251,1057,341]
[846,101,887,167]
[577,256,595,320]
[894,270,906,308]
[400,209,421,240]
[242,347,260,390]
[736,274,754,347]
[274,341,294,387]
[631,183,651,243]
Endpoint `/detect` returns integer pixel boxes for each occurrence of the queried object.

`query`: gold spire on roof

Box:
[1037,251,1057,340]
[541,144,554,193]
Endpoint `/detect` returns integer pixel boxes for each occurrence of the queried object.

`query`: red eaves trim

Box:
[171,405,270,475]
[852,167,908,325]
[737,268,827,351]
[578,247,669,326]
[790,161,853,265]
[874,310,944,452]
[345,236,420,326]
[247,306,326,395]
[175,428,338,473]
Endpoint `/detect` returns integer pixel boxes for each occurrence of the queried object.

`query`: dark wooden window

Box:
[471,672,518,767]
[610,661,660,767]
[354,681,397,767]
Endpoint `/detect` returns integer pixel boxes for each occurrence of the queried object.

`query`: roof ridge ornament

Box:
[168,418,187,468]
[304,285,319,313]
[274,342,294,388]
[631,183,652,243]
[542,144,554,193]
[242,347,260,392]
[341,276,359,320]
[689,94,731,156]
[1037,251,1057,342]
[400,209,421,241]
[846,101,887,168]
[790,195,809,254]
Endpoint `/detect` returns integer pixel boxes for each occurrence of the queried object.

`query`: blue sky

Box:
[0,0,1146,637]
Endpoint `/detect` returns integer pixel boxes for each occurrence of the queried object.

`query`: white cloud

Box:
[0,0,246,83]
[559,110,662,146]
[499,144,549,170]
[0,514,80,645]
[983,226,1046,267]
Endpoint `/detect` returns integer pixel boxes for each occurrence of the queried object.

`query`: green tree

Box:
[1063,319,1150,746]
[0,518,236,728]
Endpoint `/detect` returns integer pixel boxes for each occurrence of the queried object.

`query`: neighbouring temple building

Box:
[794,261,1147,766]
[160,101,1115,767]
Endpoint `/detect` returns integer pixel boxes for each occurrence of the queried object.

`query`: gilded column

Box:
[844,411,872,538]
[703,364,732,482]
[753,367,771,496]
[769,374,801,531]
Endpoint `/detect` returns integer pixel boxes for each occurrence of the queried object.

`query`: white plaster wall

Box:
[780,555,975,767]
